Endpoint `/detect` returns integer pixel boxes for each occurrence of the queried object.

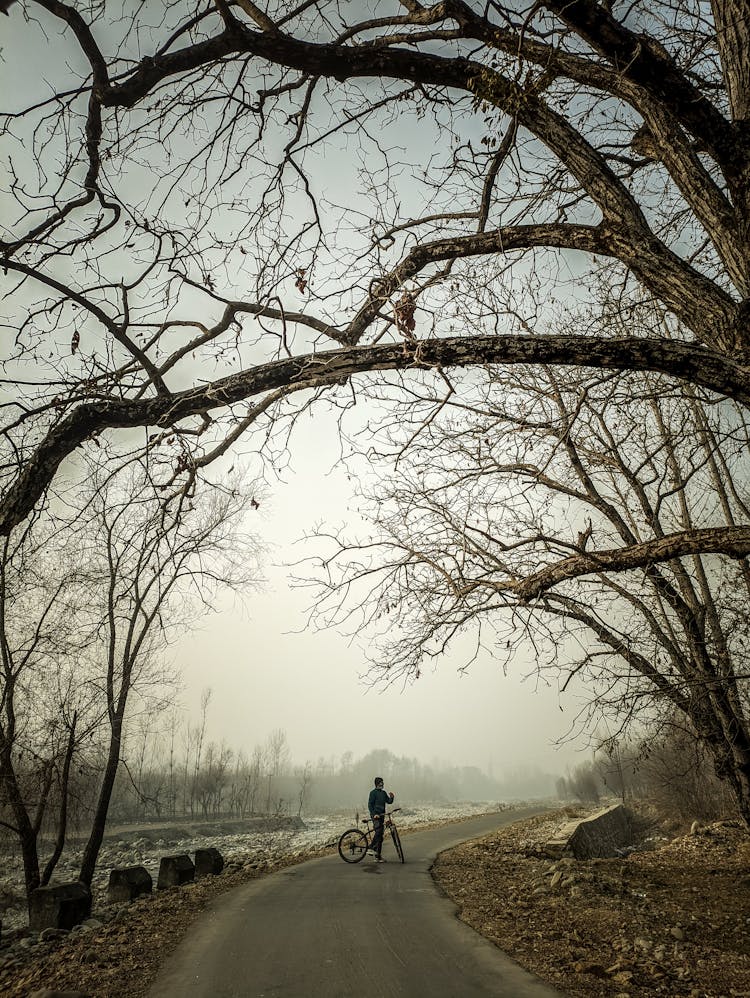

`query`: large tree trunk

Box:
[711,0,750,292]
[78,712,123,887]
[691,695,750,829]
[711,0,750,122]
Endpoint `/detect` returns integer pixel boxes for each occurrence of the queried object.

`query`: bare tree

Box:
[77,468,261,886]
[194,741,234,817]
[295,761,313,818]
[0,462,262,901]
[189,687,213,818]
[0,0,749,584]
[306,365,750,824]
[263,728,291,813]
[266,728,291,777]
[0,505,106,901]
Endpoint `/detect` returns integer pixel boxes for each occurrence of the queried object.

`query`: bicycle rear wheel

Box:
[338,828,369,863]
[390,824,405,863]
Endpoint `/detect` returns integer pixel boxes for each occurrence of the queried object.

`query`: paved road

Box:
[149,808,566,998]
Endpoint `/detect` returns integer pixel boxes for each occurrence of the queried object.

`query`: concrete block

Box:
[28,882,92,932]
[554,804,632,859]
[194,847,224,878]
[107,865,153,902]
[157,853,195,890]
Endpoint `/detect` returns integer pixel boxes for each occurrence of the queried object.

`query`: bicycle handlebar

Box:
[366,807,401,823]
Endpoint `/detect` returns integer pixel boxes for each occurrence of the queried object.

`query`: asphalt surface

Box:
[149,808,567,998]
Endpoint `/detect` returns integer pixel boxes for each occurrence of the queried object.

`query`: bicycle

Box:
[337,807,405,864]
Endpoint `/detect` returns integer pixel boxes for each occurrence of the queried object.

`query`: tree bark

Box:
[78,712,123,888]
[0,759,41,905]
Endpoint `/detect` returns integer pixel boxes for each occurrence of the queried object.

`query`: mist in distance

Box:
[169,409,587,805]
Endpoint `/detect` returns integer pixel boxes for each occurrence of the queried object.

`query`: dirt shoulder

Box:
[432,807,750,998]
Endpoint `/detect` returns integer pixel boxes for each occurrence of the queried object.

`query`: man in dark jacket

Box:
[368,776,395,862]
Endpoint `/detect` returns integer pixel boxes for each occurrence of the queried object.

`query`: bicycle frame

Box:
[338,808,404,863]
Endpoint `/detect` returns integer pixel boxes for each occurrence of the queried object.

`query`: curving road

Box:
[149,808,566,998]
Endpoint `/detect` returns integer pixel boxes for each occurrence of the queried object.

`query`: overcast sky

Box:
[171,405,590,781]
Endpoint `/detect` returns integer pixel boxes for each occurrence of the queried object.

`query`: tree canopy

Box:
[1,0,750,583]
[305,364,750,820]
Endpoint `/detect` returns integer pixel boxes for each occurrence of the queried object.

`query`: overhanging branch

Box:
[2,333,748,537]
[513,526,750,600]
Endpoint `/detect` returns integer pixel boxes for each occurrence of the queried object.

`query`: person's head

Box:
[374,777,384,788]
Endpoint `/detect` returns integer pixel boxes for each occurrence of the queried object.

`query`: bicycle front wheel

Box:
[338,828,369,863]
[390,824,405,863]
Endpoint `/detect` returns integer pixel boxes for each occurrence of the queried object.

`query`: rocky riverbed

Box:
[0,800,504,933]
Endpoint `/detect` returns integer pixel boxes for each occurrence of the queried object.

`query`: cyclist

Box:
[367,776,395,862]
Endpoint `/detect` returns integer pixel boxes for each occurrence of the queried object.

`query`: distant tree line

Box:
[557,717,736,826]
[102,716,558,824]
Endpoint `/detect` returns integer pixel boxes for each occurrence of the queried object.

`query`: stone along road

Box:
[149,809,565,998]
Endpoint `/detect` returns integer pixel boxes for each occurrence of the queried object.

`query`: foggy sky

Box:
[171,408,589,784]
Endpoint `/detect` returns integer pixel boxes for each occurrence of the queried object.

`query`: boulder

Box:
[566,804,631,859]
[28,883,92,932]
[107,865,153,902]
[194,847,224,878]
[157,854,194,890]
[39,927,70,942]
